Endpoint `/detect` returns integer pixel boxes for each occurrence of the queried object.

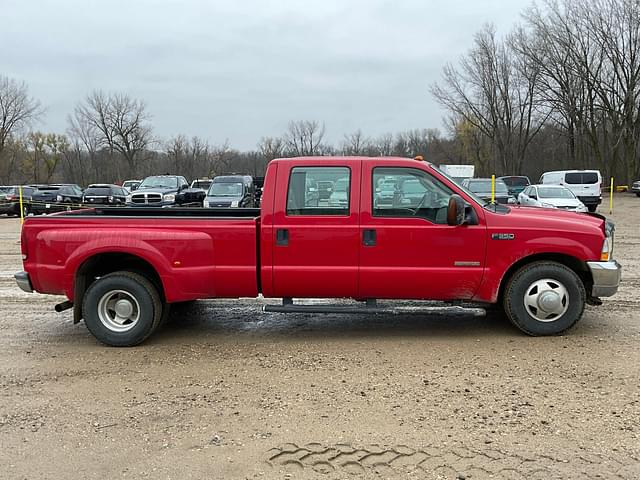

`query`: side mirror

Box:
[447,194,465,226]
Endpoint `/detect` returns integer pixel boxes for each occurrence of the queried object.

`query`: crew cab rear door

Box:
[358,160,487,300]
[271,160,361,298]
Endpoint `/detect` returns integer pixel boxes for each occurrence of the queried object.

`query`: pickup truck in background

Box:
[15,156,621,346]
[127,175,189,207]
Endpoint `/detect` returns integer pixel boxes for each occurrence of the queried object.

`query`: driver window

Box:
[372,167,453,223]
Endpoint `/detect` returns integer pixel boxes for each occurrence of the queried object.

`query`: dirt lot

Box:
[0,196,639,480]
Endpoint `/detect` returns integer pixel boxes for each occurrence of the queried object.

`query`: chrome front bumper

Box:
[587,260,622,297]
[15,271,33,293]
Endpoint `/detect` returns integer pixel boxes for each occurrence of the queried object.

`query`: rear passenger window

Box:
[565,172,599,184]
[286,167,350,216]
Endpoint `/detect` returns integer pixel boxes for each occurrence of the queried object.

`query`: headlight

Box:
[203,200,210,208]
[230,200,239,207]
[540,202,556,208]
[507,197,516,204]
[126,195,132,203]
[56,195,63,202]
[163,193,175,202]
[108,196,114,202]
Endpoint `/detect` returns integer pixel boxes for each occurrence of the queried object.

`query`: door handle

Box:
[363,229,376,246]
[276,228,289,246]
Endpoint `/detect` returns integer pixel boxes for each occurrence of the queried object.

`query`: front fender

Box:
[475,234,599,303]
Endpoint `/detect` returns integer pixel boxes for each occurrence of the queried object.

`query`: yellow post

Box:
[18,186,24,224]
[609,177,614,214]
[491,174,495,204]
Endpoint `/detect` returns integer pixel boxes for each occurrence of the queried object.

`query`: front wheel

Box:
[503,261,586,335]
[82,271,164,346]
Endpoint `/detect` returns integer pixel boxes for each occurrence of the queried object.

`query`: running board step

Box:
[263,303,486,317]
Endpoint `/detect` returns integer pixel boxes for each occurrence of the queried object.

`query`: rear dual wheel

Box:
[503,261,586,335]
[83,271,164,346]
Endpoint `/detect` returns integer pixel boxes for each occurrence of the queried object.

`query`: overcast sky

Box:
[2,0,531,150]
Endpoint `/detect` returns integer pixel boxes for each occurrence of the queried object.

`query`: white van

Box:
[539,170,602,212]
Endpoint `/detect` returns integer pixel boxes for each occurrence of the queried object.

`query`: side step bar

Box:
[263,301,485,317]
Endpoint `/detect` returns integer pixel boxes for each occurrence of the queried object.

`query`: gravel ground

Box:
[0,196,639,479]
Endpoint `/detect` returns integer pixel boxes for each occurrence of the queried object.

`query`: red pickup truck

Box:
[15,157,621,346]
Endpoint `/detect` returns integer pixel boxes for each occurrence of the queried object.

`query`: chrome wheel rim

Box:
[97,290,141,332]
[524,278,569,322]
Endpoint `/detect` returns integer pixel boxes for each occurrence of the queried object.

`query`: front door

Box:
[358,162,487,300]
[271,161,361,298]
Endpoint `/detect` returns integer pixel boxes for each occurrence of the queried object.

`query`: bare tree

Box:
[258,136,284,161]
[166,135,210,180]
[342,129,369,155]
[67,107,102,181]
[74,91,152,178]
[0,76,42,181]
[431,24,543,174]
[283,120,326,156]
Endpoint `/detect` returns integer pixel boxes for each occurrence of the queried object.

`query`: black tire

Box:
[636,193,640,197]
[587,204,597,212]
[503,261,586,336]
[82,271,163,346]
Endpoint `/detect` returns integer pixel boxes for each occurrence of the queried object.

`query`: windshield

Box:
[85,187,111,196]
[501,176,529,187]
[139,177,178,189]
[466,179,508,194]
[538,187,576,199]
[209,182,243,197]
[192,181,212,190]
[0,187,14,194]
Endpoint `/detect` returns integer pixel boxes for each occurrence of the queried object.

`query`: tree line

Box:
[1,0,638,186]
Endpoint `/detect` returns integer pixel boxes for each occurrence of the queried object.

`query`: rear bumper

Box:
[15,271,33,293]
[587,260,622,297]
[577,195,602,206]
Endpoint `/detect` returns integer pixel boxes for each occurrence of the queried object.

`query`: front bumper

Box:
[126,202,175,208]
[587,260,622,297]
[15,271,33,293]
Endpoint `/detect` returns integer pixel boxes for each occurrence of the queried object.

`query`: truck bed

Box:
[21,208,260,303]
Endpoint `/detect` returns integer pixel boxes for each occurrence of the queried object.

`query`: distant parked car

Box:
[83,184,128,206]
[518,185,587,212]
[499,176,531,196]
[328,177,350,208]
[128,175,189,207]
[122,180,141,193]
[0,186,35,217]
[176,178,212,206]
[632,180,640,197]
[539,170,602,212]
[204,175,258,208]
[317,180,334,200]
[31,184,84,214]
[461,178,516,204]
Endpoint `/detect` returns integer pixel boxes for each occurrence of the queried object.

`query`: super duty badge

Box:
[492,233,515,240]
